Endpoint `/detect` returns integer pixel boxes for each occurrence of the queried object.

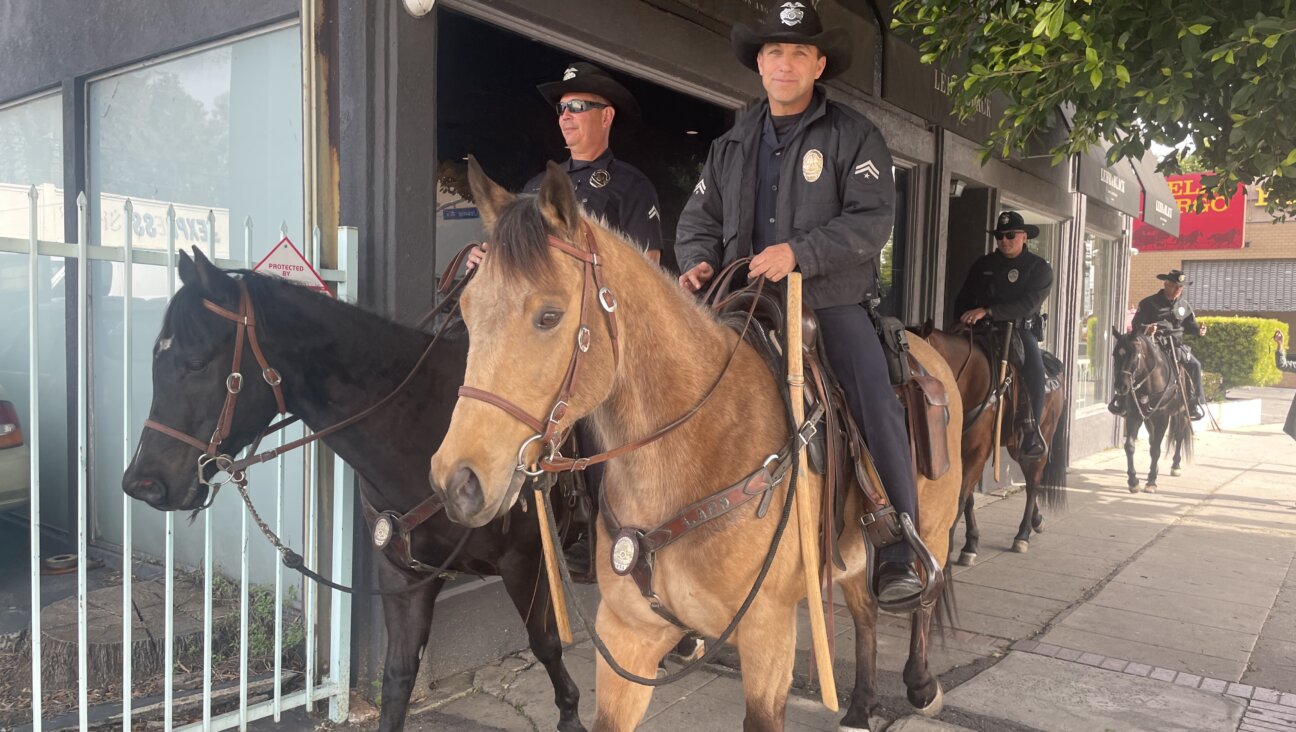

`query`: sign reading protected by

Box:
[253,237,333,296]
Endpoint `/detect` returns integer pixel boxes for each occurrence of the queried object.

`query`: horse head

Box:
[123,249,286,512]
[1110,326,1164,405]
[428,157,622,527]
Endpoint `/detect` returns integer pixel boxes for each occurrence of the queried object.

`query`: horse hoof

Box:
[1032,518,1046,533]
[915,681,944,717]
[1170,468,1181,477]
[1128,483,1141,494]
[957,552,977,566]
[558,717,588,732]
[1145,483,1157,493]
[1012,540,1029,553]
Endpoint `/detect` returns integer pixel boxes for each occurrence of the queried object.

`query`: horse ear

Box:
[465,155,513,232]
[185,246,239,302]
[1111,326,1121,338]
[537,160,582,241]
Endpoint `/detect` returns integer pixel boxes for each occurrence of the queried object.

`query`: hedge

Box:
[1192,317,1290,390]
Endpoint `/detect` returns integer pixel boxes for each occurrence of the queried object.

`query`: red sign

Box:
[1132,173,1245,251]
[253,237,333,296]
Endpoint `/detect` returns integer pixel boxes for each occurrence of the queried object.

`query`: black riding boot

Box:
[1018,412,1046,459]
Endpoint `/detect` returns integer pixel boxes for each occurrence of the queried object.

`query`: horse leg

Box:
[1170,417,1184,476]
[1124,416,1141,493]
[1146,417,1166,493]
[838,575,879,731]
[1012,477,1038,554]
[903,604,942,715]
[957,491,980,566]
[735,603,797,732]
[591,604,680,732]
[499,549,585,732]
[376,560,446,732]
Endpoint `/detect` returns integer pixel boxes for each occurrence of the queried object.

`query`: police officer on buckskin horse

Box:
[674,2,923,603]
[952,211,1054,459]
[1113,269,1209,420]
[468,61,663,576]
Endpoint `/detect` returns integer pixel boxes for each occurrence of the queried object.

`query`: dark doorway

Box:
[434,9,733,275]
[943,184,994,327]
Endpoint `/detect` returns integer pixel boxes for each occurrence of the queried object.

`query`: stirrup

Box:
[862,513,943,614]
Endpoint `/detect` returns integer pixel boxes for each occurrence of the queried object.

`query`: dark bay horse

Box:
[121,250,584,732]
[1110,329,1193,492]
[428,160,964,732]
[919,327,1068,561]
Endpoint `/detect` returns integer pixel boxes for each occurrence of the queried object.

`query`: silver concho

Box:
[589,169,610,188]
[611,534,638,575]
[779,2,806,26]
[373,514,394,548]
[1007,268,1019,283]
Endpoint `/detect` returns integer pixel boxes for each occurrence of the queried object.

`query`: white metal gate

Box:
[1,187,357,731]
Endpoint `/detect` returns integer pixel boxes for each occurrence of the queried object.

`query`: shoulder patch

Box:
[693,178,707,195]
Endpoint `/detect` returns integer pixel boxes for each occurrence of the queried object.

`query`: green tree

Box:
[891,1,1296,214]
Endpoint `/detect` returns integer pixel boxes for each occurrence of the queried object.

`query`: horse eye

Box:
[185,359,208,372]
[535,309,564,330]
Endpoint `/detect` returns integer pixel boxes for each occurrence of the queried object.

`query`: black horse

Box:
[1110,328,1194,493]
[122,249,584,732]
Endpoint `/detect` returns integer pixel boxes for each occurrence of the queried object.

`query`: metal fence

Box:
[0,187,357,731]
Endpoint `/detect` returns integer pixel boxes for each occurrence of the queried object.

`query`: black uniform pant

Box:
[1182,353,1206,405]
[1019,333,1045,425]
[815,304,916,564]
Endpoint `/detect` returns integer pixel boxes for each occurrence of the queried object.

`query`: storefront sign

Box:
[1076,148,1141,217]
[882,40,1003,142]
[443,207,480,220]
[253,237,332,296]
[1132,172,1244,251]
[1127,152,1179,236]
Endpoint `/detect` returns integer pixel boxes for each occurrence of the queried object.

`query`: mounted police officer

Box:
[467,61,662,577]
[1116,270,1209,420]
[674,2,923,603]
[952,211,1054,459]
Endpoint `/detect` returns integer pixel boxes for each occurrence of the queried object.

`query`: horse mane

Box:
[490,196,560,282]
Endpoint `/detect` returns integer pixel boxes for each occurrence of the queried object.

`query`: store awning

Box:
[1128,151,1181,237]
[1076,145,1142,218]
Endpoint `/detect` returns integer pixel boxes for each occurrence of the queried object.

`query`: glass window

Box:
[1075,232,1118,410]
[86,26,306,577]
[877,166,909,318]
[1004,204,1063,345]
[0,93,70,527]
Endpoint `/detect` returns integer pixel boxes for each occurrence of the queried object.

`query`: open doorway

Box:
[434,8,733,275]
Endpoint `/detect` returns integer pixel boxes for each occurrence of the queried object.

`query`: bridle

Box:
[458,223,621,475]
[1113,335,1175,420]
[143,281,287,507]
[456,222,761,476]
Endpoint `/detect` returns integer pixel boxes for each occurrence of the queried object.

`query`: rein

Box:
[1115,337,1179,421]
[144,245,481,595]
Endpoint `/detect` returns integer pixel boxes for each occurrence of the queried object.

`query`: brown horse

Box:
[427,159,964,731]
[919,327,1067,562]
[1110,329,1194,493]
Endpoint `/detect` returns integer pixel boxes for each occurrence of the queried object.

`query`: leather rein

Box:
[141,245,481,594]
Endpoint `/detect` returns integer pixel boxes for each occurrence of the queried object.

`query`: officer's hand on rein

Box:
[959,307,990,326]
[679,262,715,293]
[465,243,488,271]
[748,243,797,283]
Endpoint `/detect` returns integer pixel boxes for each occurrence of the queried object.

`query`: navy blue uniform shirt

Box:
[525,149,662,253]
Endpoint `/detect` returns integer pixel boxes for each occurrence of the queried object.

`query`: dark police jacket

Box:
[675,88,895,309]
[525,149,662,253]
[1276,349,1296,440]
[953,249,1053,327]
[1132,291,1200,344]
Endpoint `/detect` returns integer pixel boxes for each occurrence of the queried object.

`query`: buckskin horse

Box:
[427,159,964,732]
[1110,329,1194,492]
[121,250,585,732]
[915,325,1068,561]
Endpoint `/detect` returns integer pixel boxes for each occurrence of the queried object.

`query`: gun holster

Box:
[874,312,913,386]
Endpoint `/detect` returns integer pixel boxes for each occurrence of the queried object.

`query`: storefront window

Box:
[877,166,909,317]
[0,93,63,241]
[1075,232,1117,409]
[1004,205,1063,345]
[85,25,307,577]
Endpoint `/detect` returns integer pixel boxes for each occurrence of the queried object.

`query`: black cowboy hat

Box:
[731,2,853,80]
[537,62,640,123]
[989,210,1040,239]
[1156,269,1193,285]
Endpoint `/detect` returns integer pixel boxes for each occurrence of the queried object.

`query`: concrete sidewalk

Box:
[323,419,1296,732]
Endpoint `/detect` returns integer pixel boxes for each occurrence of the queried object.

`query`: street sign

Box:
[253,237,333,296]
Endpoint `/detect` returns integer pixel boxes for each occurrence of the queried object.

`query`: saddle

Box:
[955,323,1063,430]
[713,288,951,566]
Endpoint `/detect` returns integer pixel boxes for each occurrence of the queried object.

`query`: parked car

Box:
[0,384,30,513]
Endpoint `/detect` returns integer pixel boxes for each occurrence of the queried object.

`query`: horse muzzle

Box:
[429,461,493,527]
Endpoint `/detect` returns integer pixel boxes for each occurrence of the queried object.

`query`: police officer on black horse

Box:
[952,211,1054,459]
[1113,269,1209,420]
[674,1,924,603]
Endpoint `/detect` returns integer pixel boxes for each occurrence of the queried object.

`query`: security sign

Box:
[254,237,333,297]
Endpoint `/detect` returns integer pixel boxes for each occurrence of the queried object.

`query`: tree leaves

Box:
[890,1,1296,215]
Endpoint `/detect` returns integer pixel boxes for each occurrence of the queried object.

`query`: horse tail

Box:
[1172,412,1195,463]
[1040,398,1069,511]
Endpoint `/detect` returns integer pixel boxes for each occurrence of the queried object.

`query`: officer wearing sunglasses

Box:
[952,210,1054,458]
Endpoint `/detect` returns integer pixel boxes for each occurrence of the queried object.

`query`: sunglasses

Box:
[994,231,1023,240]
[556,99,609,115]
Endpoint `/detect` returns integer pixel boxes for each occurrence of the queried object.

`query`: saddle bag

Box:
[897,361,952,481]
[874,313,914,386]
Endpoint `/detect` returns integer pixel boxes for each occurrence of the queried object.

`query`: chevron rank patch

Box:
[648,205,659,220]
[855,160,880,179]
[694,178,707,195]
